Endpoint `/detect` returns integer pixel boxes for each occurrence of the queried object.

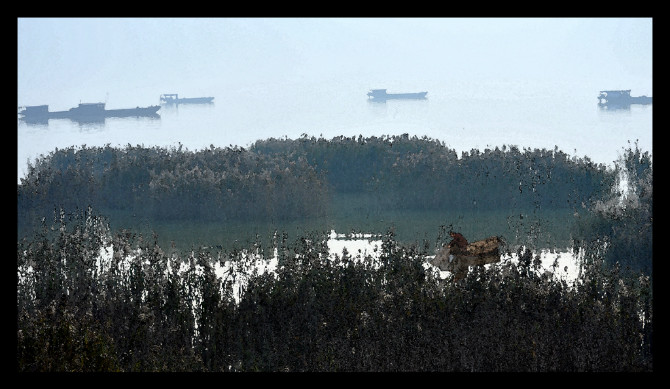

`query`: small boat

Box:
[367,89,428,101]
[18,102,160,123]
[428,236,502,282]
[160,94,214,105]
[598,89,652,109]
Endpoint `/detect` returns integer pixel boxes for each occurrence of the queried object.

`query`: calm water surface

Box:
[17,79,652,183]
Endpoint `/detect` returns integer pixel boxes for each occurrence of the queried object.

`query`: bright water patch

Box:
[19,230,585,303]
[15,229,596,343]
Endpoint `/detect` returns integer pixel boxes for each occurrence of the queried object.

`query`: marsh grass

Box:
[16,212,652,372]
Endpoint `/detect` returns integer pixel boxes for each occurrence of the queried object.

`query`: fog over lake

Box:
[17,18,652,183]
[16,19,654,373]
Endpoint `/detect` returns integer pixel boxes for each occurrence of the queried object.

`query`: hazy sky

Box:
[18,17,653,108]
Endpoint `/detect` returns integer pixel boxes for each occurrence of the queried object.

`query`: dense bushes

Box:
[17,144,330,233]
[251,134,615,212]
[17,210,652,371]
[18,136,614,236]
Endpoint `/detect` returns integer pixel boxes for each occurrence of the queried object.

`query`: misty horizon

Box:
[17,17,653,181]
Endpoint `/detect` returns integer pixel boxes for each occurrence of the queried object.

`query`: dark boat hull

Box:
[19,104,161,123]
[597,90,652,109]
[598,96,652,106]
[49,106,160,119]
[630,96,653,104]
[375,92,427,100]
[97,106,161,118]
[367,89,427,101]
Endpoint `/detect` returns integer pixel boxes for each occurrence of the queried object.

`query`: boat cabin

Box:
[160,94,179,103]
[71,102,106,114]
[19,105,49,116]
[598,90,631,103]
[367,89,388,98]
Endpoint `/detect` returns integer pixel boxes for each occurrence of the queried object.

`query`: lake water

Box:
[16,229,583,306]
[16,78,652,184]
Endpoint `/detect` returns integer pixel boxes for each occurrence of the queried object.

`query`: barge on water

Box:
[160,93,214,105]
[367,89,428,102]
[598,89,652,109]
[18,102,161,124]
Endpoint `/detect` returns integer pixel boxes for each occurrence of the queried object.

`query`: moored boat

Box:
[18,102,160,123]
[598,89,652,109]
[367,89,428,101]
[160,94,214,104]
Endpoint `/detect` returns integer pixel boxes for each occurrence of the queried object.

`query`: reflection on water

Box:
[158,102,215,116]
[19,114,161,127]
[366,97,429,104]
[598,102,633,111]
[597,99,653,112]
[18,117,49,126]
